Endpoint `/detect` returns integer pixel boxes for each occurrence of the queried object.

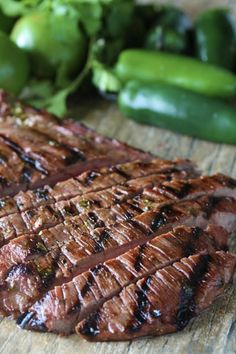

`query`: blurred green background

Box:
[140,0,236,17]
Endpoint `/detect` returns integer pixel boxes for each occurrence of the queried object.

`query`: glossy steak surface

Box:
[0,91,235,342]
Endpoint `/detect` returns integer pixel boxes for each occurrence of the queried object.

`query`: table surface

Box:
[1,1,236,353]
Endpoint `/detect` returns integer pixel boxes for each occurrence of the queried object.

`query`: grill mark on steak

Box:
[127,203,143,213]
[128,275,152,333]
[0,134,48,175]
[7,263,33,278]
[133,244,147,272]
[183,227,204,256]
[150,205,173,232]
[87,212,105,228]
[128,219,149,235]
[160,182,191,199]
[29,128,86,164]
[109,166,131,180]
[216,174,236,188]
[33,188,49,201]
[80,272,95,298]
[20,167,32,184]
[82,171,101,186]
[175,254,210,330]
[93,230,111,254]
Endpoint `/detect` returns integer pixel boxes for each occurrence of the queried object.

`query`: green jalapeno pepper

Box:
[118,80,236,144]
[115,49,236,98]
[145,7,192,54]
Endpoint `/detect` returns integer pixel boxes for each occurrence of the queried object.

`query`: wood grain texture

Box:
[1,1,236,353]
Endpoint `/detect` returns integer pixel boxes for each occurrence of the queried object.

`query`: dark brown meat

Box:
[0,157,196,218]
[77,251,236,341]
[1,195,236,317]
[0,169,194,245]
[18,225,228,334]
[0,173,190,246]
[0,90,151,197]
[0,173,235,247]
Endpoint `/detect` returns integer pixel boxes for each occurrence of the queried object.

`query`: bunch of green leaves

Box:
[0,0,134,117]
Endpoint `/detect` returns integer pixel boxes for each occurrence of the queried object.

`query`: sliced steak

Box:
[18,225,228,334]
[0,172,191,246]
[1,195,236,317]
[0,90,151,197]
[77,251,236,341]
[0,173,235,247]
[0,157,196,218]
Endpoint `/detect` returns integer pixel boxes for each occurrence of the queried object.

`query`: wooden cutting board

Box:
[1,1,236,352]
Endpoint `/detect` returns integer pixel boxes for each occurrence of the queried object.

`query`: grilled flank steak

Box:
[18,225,229,334]
[0,91,235,341]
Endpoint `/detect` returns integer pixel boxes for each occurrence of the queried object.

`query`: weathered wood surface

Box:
[1,1,236,353]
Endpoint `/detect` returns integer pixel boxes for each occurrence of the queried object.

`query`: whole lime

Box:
[11,11,87,79]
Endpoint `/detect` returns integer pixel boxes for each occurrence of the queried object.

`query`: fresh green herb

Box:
[0,0,134,117]
[35,241,48,254]
[78,199,91,209]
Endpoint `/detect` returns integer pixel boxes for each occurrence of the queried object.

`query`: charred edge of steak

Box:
[16,311,47,332]
[78,311,101,338]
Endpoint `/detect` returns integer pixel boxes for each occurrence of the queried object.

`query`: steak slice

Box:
[19,174,236,236]
[0,173,235,247]
[18,225,228,334]
[0,171,192,246]
[0,90,150,197]
[0,157,196,218]
[1,195,236,317]
[77,251,236,341]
